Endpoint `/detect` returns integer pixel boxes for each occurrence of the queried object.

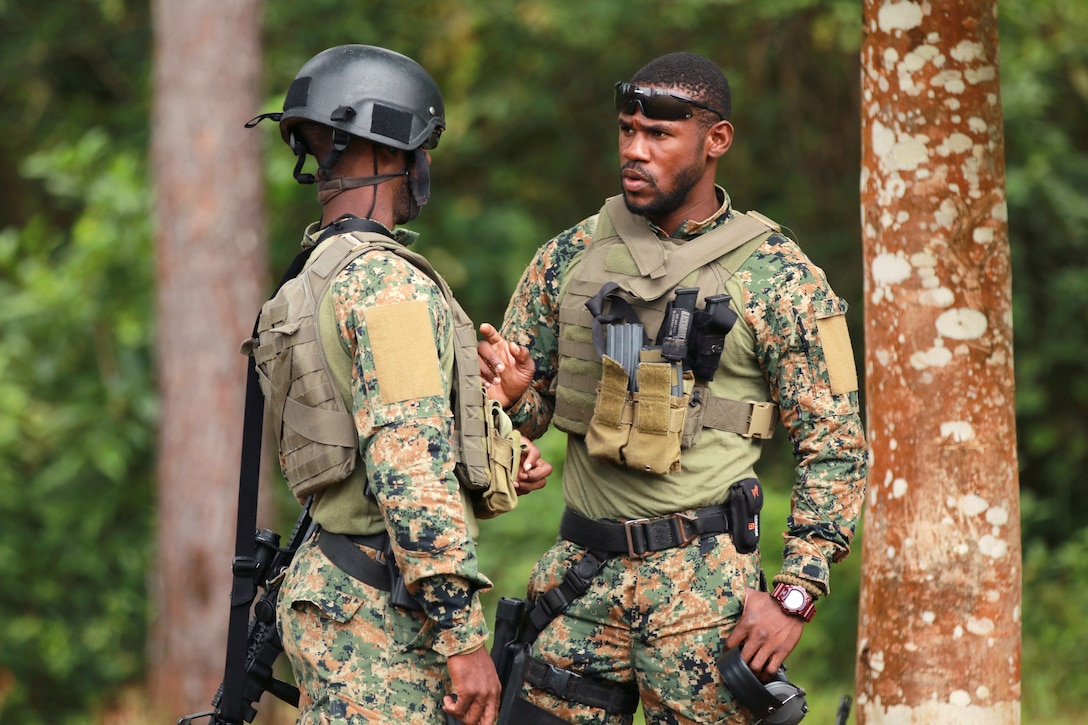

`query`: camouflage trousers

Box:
[276,538,448,724]
[519,533,762,724]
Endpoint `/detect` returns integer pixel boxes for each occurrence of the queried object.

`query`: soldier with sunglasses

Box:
[479,52,868,723]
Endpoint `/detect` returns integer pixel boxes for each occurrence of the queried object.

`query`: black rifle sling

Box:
[219,221,398,724]
[219,243,316,724]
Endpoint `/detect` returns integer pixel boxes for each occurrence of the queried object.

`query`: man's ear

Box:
[706,120,734,159]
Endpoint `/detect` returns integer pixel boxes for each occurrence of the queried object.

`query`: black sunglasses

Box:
[614,82,726,121]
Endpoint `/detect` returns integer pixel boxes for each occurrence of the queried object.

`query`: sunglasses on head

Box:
[614,82,726,121]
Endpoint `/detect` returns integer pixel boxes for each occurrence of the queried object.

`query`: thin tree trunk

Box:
[149,0,267,716]
[856,1,1020,722]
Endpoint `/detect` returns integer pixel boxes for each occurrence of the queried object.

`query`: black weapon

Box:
[688,293,737,382]
[836,694,853,725]
[660,287,699,362]
[178,505,314,725]
[180,246,320,725]
[490,597,531,725]
[491,597,528,686]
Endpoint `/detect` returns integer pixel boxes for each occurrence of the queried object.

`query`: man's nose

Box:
[621,134,650,162]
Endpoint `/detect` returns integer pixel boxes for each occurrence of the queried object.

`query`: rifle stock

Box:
[178,506,313,725]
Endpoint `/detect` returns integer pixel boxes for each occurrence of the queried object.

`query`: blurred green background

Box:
[1,0,1086,722]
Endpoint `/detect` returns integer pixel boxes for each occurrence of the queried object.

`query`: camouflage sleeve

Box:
[500,217,595,438]
[741,235,869,599]
[333,249,491,657]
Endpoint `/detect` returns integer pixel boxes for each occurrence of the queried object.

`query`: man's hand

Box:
[724,588,805,680]
[444,645,501,725]
[516,437,552,495]
[478,322,534,408]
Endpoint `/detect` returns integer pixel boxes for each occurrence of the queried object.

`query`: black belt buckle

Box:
[539,662,577,700]
[624,512,698,557]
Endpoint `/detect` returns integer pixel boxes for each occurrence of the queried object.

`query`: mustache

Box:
[620,161,656,185]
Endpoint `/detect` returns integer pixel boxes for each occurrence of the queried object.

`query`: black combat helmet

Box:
[278,44,445,153]
[246,45,444,218]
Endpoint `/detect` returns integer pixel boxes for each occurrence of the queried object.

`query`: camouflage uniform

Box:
[277,224,491,724]
[500,188,868,724]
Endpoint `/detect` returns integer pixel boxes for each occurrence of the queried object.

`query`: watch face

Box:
[783,588,806,611]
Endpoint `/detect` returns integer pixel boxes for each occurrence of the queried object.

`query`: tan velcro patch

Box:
[816,314,858,395]
[365,300,443,404]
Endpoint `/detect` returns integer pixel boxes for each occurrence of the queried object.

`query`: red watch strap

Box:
[771,582,816,622]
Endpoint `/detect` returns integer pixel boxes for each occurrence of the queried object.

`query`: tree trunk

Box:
[148,0,267,716]
[856,1,1020,722]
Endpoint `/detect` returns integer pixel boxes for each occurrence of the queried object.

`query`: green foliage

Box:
[1022,526,1088,722]
[260,0,867,323]
[0,0,150,229]
[1000,0,1088,545]
[0,0,1085,721]
[0,131,155,723]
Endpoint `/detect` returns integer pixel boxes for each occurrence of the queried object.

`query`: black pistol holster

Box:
[490,551,639,724]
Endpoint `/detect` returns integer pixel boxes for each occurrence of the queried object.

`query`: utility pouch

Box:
[626,361,689,474]
[472,400,525,520]
[585,355,635,465]
[586,355,690,474]
[727,478,763,554]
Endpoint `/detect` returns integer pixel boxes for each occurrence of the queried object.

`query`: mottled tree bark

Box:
[857,1,1020,722]
[148,0,268,716]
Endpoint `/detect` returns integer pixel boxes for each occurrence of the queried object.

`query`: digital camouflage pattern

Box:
[277,228,491,723]
[500,187,867,720]
[277,538,453,724]
[521,536,760,724]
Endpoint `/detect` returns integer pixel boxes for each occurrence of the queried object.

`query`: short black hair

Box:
[630,52,732,125]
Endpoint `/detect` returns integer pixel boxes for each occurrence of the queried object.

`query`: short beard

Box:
[622,162,703,220]
[392,173,413,225]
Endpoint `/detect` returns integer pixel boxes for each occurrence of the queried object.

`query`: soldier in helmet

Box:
[479,52,867,723]
[247,45,551,725]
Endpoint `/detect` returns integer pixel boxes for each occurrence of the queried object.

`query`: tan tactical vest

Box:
[246,231,492,501]
[554,195,780,440]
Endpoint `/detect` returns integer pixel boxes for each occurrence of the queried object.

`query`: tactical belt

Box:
[315,528,392,592]
[559,505,731,558]
[524,657,640,715]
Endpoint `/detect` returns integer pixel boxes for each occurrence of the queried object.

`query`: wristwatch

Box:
[771,583,816,622]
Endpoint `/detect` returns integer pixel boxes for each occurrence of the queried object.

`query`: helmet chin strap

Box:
[316,169,409,206]
[316,147,432,222]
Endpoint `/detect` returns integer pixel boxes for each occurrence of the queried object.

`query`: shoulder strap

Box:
[221,245,315,725]
[522,548,613,645]
[315,215,394,244]
[601,195,774,301]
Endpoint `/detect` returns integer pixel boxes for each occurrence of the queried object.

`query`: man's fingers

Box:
[445,694,489,725]
[480,321,504,344]
[481,694,499,725]
[443,692,472,721]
